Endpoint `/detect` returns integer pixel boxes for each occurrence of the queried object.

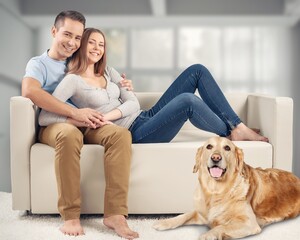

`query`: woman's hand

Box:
[94,120,114,128]
[67,116,114,128]
[70,108,104,128]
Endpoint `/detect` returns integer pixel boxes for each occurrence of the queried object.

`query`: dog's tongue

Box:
[209,167,223,178]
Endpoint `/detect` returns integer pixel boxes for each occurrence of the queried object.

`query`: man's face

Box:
[51,18,84,60]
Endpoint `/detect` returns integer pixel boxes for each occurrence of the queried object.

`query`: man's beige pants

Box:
[39,123,132,221]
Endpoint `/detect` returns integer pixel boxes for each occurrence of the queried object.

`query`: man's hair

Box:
[54,10,86,29]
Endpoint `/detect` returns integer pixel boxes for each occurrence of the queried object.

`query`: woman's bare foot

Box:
[103,215,139,239]
[59,219,85,236]
[251,128,260,134]
[230,123,269,142]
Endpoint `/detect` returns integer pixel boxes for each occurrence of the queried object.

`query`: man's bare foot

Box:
[230,123,269,142]
[103,215,139,239]
[59,219,85,236]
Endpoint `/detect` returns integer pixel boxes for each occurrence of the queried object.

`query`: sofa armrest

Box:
[247,94,293,171]
[10,96,39,210]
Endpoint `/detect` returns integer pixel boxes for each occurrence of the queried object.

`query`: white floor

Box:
[1,192,299,240]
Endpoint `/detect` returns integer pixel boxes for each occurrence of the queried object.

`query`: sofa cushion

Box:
[30,137,272,214]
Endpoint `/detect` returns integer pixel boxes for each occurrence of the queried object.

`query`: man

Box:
[22,10,138,239]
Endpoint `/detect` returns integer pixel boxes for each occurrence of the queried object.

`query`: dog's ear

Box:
[235,146,244,172]
[193,146,203,173]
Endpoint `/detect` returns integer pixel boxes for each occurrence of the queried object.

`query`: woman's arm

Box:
[102,108,122,122]
[38,75,79,126]
[105,66,140,121]
[39,74,117,127]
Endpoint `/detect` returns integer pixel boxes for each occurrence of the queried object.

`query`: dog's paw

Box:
[199,231,221,240]
[153,219,174,231]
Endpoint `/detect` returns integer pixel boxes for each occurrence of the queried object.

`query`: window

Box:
[131,28,174,69]
[223,28,253,83]
[103,29,127,69]
[178,27,222,79]
[101,26,283,94]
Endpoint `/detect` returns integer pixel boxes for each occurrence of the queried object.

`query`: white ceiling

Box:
[19,0,285,16]
[7,0,300,27]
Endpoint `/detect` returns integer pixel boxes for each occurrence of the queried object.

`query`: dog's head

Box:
[193,137,244,182]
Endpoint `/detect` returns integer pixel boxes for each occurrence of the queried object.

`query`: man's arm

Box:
[22,77,103,128]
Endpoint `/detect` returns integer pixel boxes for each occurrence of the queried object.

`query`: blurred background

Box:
[1,0,300,192]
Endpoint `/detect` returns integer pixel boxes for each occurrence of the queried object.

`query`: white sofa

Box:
[10,92,293,214]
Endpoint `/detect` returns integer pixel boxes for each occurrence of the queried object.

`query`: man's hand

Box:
[71,108,104,129]
[67,116,114,129]
[120,73,134,91]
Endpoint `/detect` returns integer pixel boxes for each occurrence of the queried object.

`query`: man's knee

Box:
[56,123,83,146]
[110,126,132,143]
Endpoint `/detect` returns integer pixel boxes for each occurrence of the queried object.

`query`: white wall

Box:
[0,0,20,13]
[35,26,52,55]
[290,22,300,178]
[0,1,33,192]
[0,3,33,82]
[0,78,20,192]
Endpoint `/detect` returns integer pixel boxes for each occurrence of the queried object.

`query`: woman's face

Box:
[86,32,105,64]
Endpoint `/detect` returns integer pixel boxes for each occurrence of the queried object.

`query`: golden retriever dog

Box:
[153,137,300,240]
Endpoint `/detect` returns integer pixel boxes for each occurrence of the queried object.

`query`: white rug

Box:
[0,192,299,240]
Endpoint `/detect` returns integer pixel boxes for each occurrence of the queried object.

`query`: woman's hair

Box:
[67,28,107,76]
[54,10,86,30]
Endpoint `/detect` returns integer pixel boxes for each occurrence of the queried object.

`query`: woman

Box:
[39,28,268,143]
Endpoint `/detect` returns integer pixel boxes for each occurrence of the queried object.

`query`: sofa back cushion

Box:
[135,92,248,131]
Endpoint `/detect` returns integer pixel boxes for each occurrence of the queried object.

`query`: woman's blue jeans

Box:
[129,64,241,143]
